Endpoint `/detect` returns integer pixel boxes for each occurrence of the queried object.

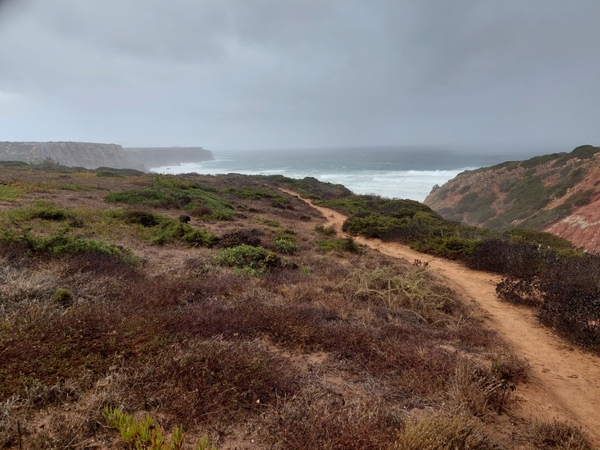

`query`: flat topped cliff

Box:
[424,145,600,253]
[0,142,215,171]
[0,141,138,170]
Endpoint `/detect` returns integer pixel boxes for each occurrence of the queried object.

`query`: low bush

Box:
[317,195,437,217]
[119,210,160,227]
[150,221,215,247]
[316,237,360,253]
[109,209,215,247]
[52,288,74,307]
[538,255,600,349]
[273,236,299,254]
[410,236,475,260]
[5,201,84,228]
[229,187,292,209]
[466,238,549,277]
[105,176,235,221]
[531,421,592,450]
[314,224,336,235]
[496,276,542,306]
[217,229,263,248]
[0,229,139,265]
[217,245,281,275]
[260,174,352,199]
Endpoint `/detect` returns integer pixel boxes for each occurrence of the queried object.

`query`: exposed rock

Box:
[424,145,600,253]
[0,141,141,170]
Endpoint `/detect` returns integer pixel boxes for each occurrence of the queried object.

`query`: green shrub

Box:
[109,209,215,247]
[229,187,273,200]
[95,171,124,178]
[411,236,475,260]
[316,194,437,217]
[259,174,352,200]
[150,222,215,247]
[52,288,74,307]
[105,175,235,221]
[217,229,263,248]
[466,238,548,277]
[94,167,144,176]
[22,202,84,228]
[262,219,280,227]
[570,145,600,160]
[502,229,577,253]
[273,237,299,254]
[455,192,497,221]
[316,237,360,253]
[229,187,291,209]
[218,245,281,275]
[314,224,336,236]
[0,229,139,264]
[120,210,160,227]
[342,214,406,239]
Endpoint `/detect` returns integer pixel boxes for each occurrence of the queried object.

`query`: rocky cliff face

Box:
[124,147,214,169]
[0,141,139,170]
[424,145,600,253]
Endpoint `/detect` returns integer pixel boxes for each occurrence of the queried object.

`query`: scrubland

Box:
[0,162,592,449]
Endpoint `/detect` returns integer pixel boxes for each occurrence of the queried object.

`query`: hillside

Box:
[0,162,591,449]
[424,145,600,253]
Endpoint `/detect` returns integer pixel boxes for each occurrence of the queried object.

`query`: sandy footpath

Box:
[282,188,600,446]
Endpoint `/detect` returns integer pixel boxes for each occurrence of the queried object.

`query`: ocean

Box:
[149,146,538,202]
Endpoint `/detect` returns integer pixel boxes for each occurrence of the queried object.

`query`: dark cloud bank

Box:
[1,0,599,153]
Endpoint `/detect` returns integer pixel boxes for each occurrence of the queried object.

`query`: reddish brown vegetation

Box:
[0,166,587,449]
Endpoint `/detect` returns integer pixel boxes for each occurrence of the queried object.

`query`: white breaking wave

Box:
[151,160,474,202]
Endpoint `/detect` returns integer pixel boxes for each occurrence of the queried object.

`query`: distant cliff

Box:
[124,147,214,169]
[424,145,600,253]
[0,141,139,170]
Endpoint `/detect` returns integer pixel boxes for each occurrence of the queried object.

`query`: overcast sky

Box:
[0,0,599,151]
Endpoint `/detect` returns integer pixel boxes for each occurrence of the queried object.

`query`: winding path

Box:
[283,188,600,446]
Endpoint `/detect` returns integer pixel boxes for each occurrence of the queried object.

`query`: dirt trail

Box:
[282,188,600,445]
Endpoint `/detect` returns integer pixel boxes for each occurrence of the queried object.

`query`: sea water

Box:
[149,146,535,202]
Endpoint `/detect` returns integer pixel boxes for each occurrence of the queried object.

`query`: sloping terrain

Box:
[293,191,600,447]
[424,145,600,253]
[0,163,591,449]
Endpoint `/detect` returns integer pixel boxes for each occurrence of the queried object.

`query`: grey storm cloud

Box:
[0,0,599,150]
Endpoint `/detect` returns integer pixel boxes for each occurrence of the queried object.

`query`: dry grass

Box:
[394,413,492,450]
[0,167,586,449]
[531,421,592,450]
